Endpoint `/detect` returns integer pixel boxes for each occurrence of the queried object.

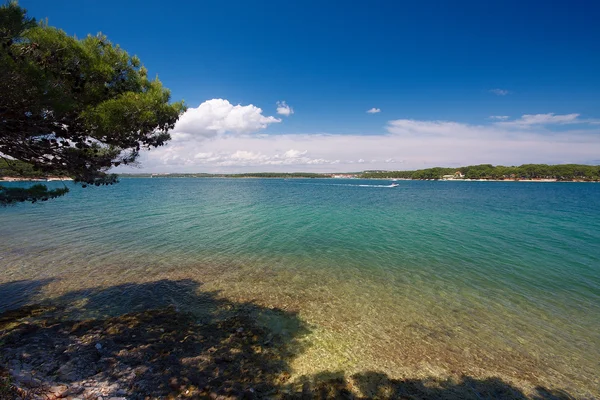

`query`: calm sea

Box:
[1,178,599,396]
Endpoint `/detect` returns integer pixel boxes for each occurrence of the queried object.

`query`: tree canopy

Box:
[361,164,600,181]
[0,1,185,204]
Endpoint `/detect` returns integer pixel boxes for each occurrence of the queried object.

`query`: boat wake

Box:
[357,184,398,188]
[295,182,399,188]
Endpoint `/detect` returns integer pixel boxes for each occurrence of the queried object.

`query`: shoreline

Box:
[1,268,596,399]
[116,175,598,183]
[0,177,73,182]
[3,175,597,183]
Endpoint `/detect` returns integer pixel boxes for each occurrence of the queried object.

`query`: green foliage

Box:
[0,2,185,204]
[119,166,600,181]
[0,183,69,205]
[360,170,414,179]
[0,372,15,399]
[360,164,600,181]
[412,167,456,180]
[1,157,41,177]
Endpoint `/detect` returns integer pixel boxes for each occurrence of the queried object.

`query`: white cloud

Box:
[496,113,581,127]
[184,148,339,167]
[115,107,600,173]
[386,119,467,136]
[489,115,510,120]
[194,152,214,159]
[489,89,510,96]
[276,101,294,116]
[367,108,381,114]
[283,149,307,158]
[171,99,280,140]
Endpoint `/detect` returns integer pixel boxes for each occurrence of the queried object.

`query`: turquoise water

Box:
[1,178,599,396]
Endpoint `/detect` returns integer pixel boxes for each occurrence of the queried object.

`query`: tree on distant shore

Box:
[361,164,600,181]
[0,1,185,204]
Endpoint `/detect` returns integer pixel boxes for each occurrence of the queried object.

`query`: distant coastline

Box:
[3,162,599,183]
[116,175,597,183]
[0,176,73,182]
[2,175,596,183]
[116,162,600,182]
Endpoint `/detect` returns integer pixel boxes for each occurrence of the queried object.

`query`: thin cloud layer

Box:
[367,108,381,114]
[496,113,581,127]
[191,149,338,167]
[115,102,600,173]
[276,101,294,116]
[120,118,599,173]
[489,88,510,96]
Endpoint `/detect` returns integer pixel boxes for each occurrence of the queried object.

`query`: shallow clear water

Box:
[1,178,599,396]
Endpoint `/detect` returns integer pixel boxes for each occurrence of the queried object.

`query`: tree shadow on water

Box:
[1,279,309,399]
[0,279,580,399]
[285,371,576,400]
[0,278,55,313]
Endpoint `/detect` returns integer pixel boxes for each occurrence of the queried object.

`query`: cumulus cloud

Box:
[276,101,294,116]
[171,99,280,140]
[489,89,510,96]
[489,115,510,120]
[367,108,381,114]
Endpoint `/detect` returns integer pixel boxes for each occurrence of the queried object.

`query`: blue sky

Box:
[21,0,600,171]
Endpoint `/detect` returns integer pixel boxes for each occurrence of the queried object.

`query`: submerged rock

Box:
[0,300,304,399]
